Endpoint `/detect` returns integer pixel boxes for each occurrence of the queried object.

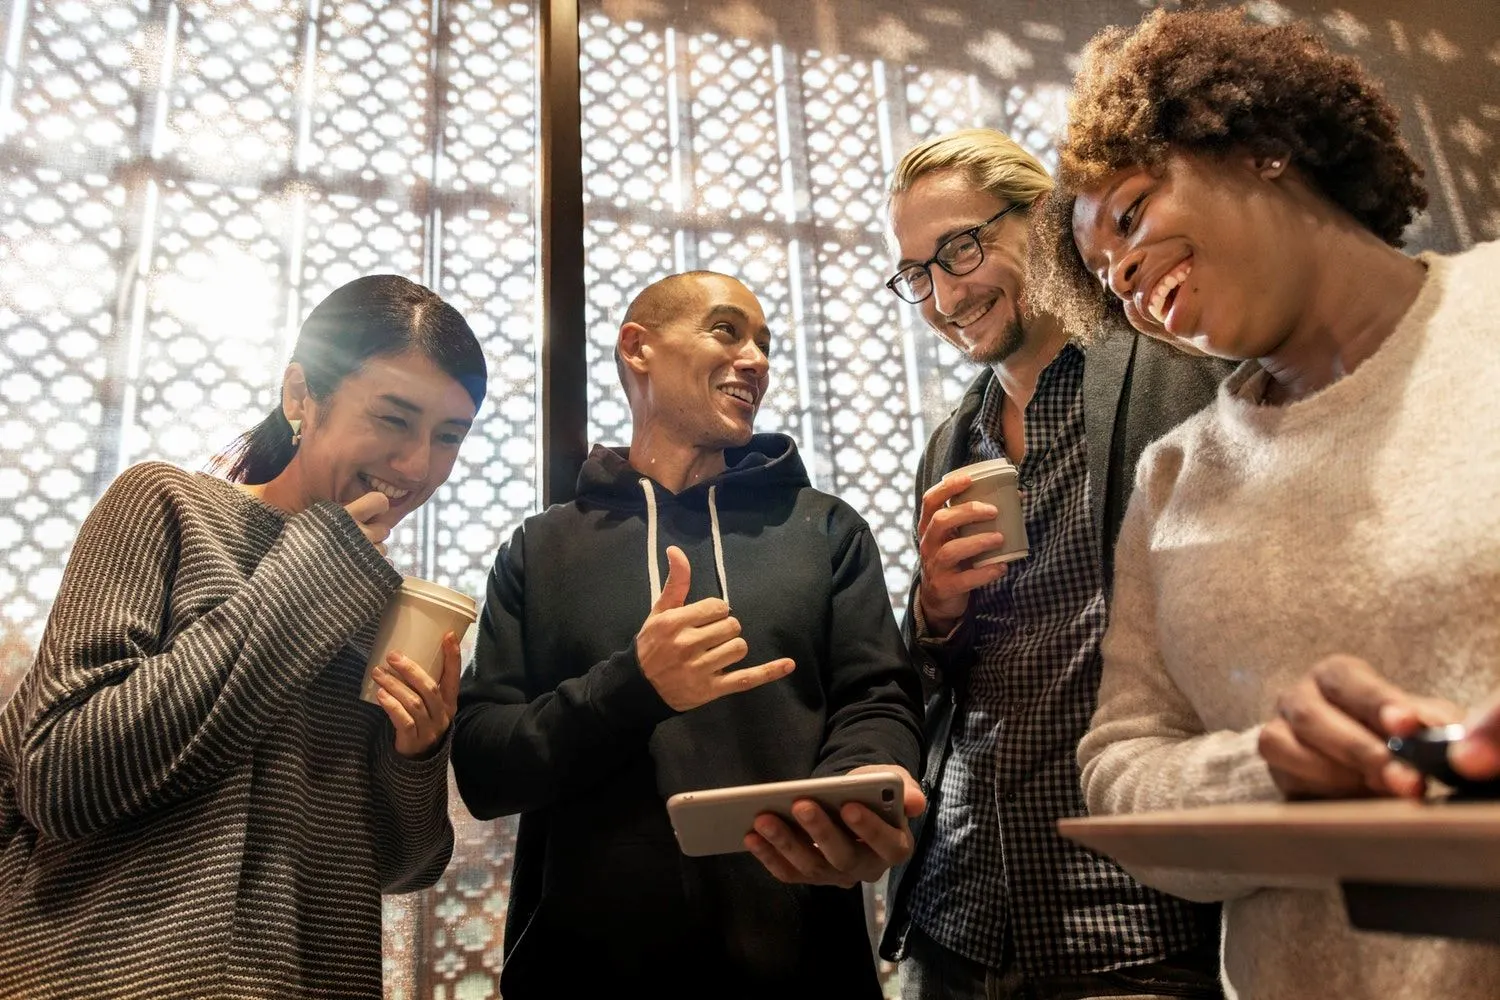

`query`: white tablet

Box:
[666,769,906,857]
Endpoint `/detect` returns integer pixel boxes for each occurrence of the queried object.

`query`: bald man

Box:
[453,271,924,999]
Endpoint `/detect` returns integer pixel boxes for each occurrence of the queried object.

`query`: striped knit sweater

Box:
[0,462,455,999]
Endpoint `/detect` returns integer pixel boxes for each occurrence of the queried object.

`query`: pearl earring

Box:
[1270,159,1284,170]
[289,418,302,447]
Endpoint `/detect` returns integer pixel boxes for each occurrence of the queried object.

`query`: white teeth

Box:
[362,475,412,501]
[720,384,754,405]
[950,299,994,329]
[1147,259,1193,326]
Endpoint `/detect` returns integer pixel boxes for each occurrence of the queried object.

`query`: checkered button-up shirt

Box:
[904,345,1214,975]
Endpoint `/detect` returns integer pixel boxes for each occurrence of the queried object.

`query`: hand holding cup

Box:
[372,631,461,758]
[917,468,1018,634]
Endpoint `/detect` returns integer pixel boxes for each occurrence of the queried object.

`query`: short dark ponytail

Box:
[216,275,487,484]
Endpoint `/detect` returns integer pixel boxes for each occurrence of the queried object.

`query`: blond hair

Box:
[888,128,1053,209]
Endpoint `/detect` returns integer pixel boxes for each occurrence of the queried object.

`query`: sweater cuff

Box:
[374,724,454,793]
[298,501,405,597]
[591,643,679,730]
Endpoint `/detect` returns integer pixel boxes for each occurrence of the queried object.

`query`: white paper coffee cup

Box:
[949,458,1029,567]
[360,577,478,704]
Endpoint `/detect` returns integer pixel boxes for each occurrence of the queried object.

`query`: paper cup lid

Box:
[955,458,1016,478]
[399,576,478,621]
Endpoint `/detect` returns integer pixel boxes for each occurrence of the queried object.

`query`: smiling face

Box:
[889,169,1032,365]
[289,350,478,529]
[629,273,772,451]
[1070,150,1312,360]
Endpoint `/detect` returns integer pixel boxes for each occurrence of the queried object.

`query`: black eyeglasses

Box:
[885,203,1021,304]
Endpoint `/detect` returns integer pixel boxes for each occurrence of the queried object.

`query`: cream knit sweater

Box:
[1078,239,1500,1000]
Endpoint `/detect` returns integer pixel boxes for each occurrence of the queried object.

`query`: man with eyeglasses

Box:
[878,128,1233,1000]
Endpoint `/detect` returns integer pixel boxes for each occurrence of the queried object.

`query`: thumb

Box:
[652,545,691,613]
[438,631,462,710]
[345,490,391,525]
[903,772,927,818]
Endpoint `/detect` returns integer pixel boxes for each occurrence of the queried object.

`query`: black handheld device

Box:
[1387,724,1500,799]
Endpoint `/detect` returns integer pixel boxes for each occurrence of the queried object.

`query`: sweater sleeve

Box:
[15,464,402,841]
[367,727,456,894]
[812,516,925,779]
[1078,487,1282,903]
[451,525,677,819]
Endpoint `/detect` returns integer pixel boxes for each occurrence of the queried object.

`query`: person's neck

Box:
[242,462,312,515]
[989,312,1069,412]
[626,427,729,494]
[1260,226,1426,405]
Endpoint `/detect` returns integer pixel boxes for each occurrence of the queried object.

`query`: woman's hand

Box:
[372,631,461,758]
[344,491,392,555]
[1451,690,1500,781]
[1259,654,1461,799]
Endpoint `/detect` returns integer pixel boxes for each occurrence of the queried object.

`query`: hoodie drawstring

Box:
[640,478,729,607]
[707,486,730,606]
[642,478,662,604]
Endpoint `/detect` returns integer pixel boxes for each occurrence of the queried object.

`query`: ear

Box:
[281,363,310,423]
[1251,150,1290,180]
[618,322,652,377]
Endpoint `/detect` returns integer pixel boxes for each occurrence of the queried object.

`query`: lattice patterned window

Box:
[576,10,1082,608]
[4,3,1496,999]
[0,0,541,687]
[1,1,539,995]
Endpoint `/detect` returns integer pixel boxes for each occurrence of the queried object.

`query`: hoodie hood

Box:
[575,432,810,509]
[575,433,810,608]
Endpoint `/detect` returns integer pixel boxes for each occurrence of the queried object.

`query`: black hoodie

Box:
[454,433,923,998]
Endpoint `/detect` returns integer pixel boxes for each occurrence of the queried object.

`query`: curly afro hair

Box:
[1029,5,1429,341]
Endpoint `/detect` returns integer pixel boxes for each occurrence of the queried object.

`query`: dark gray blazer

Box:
[880,333,1235,960]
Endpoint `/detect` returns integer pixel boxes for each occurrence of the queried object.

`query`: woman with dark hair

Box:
[0,274,488,998]
[1031,7,1500,999]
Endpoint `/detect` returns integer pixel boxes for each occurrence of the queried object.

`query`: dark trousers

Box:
[900,923,1222,1000]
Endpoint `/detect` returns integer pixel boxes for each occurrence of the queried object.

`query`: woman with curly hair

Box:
[1032,7,1500,999]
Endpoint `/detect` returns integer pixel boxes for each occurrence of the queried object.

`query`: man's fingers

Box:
[927,532,1007,574]
[437,632,461,715]
[656,597,732,631]
[714,658,795,695]
[917,474,973,537]
[943,562,1008,595]
[745,830,815,885]
[840,802,913,866]
[924,536,1008,581]
[652,545,693,613]
[683,614,742,651]
[697,636,751,674]
[899,770,927,818]
[920,502,998,555]
[754,811,848,884]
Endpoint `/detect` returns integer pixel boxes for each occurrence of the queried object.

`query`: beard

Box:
[968,313,1026,366]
